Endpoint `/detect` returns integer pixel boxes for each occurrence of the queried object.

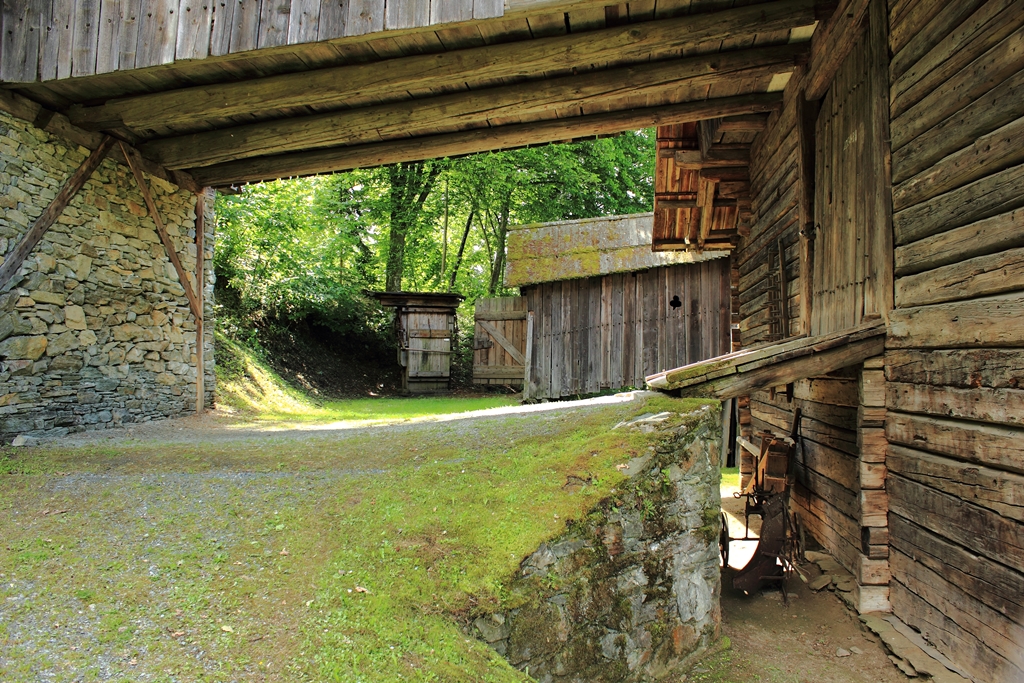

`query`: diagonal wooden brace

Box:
[0,135,116,290]
[119,142,201,320]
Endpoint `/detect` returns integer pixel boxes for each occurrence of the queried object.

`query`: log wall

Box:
[885,0,1024,679]
[524,260,731,400]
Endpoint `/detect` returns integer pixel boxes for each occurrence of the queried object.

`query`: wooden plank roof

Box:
[645,319,886,398]
[504,212,726,287]
[0,0,821,187]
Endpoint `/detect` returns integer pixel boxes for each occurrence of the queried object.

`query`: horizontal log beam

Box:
[0,88,200,193]
[145,44,803,169]
[190,93,784,185]
[68,0,816,132]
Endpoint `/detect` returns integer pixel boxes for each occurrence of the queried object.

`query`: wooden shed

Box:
[371,292,463,394]
[503,213,733,400]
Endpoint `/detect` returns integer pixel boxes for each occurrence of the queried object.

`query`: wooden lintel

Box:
[0,88,200,193]
[119,143,202,320]
[69,0,817,132]
[718,114,769,133]
[0,136,115,289]
[804,0,870,100]
[675,147,751,167]
[146,45,803,170]
[191,93,783,185]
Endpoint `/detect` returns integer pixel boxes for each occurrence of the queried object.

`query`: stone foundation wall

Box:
[0,109,214,443]
[472,401,722,682]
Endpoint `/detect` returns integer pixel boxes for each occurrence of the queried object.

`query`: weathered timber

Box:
[860,488,888,527]
[886,381,1024,428]
[804,0,870,100]
[191,94,783,185]
[144,45,804,169]
[888,444,1024,522]
[894,206,1024,276]
[889,550,1024,679]
[886,294,1024,348]
[892,115,1024,212]
[889,513,1024,621]
[0,135,114,290]
[895,246,1024,308]
[893,151,1024,250]
[793,377,859,406]
[195,191,205,415]
[892,68,1024,185]
[884,347,1024,389]
[120,143,201,319]
[890,11,1024,142]
[791,481,861,571]
[647,320,885,398]
[858,426,886,463]
[68,0,818,131]
[0,88,200,193]
[889,580,1018,683]
[886,410,1024,475]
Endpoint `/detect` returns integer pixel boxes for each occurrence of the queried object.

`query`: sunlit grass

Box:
[720,466,740,490]
[215,333,516,424]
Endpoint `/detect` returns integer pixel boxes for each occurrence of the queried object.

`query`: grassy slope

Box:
[0,338,713,681]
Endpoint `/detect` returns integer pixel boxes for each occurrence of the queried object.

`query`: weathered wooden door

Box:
[403,308,453,393]
[473,297,530,387]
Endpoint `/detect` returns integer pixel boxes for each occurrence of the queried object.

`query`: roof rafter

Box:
[66,0,816,131]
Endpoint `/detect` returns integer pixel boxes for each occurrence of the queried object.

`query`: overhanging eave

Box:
[645,320,886,399]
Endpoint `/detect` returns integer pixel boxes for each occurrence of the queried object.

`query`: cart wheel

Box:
[719,511,731,567]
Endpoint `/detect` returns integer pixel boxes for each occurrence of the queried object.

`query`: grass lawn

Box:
[0,387,710,681]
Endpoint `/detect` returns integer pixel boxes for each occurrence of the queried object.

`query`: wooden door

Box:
[403,308,453,392]
[473,297,529,386]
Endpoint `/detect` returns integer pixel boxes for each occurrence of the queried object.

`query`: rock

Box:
[474,614,510,643]
[11,434,39,447]
[0,335,48,360]
[46,330,80,356]
[30,290,65,305]
[808,574,834,591]
[64,305,87,330]
[836,647,851,657]
[835,578,856,592]
[850,646,864,655]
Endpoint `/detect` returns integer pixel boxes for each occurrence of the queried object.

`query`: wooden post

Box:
[119,142,201,319]
[195,193,206,415]
[0,135,114,289]
[523,311,534,399]
[796,92,819,335]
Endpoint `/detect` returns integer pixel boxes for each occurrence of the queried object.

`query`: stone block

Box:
[46,331,79,356]
[0,335,47,360]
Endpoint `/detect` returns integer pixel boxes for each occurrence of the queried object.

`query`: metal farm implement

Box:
[720,410,804,601]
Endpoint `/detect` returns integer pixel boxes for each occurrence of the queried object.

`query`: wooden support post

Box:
[523,311,534,400]
[796,92,818,335]
[119,142,201,319]
[195,193,206,415]
[0,136,115,289]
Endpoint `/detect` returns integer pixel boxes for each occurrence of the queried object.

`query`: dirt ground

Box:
[1,400,909,682]
[692,488,907,683]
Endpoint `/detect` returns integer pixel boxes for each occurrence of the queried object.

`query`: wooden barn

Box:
[502,213,732,400]
[647,1,1024,680]
[0,0,1020,679]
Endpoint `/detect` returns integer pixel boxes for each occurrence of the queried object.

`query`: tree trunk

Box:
[448,210,474,291]
[384,161,441,291]
[487,202,511,295]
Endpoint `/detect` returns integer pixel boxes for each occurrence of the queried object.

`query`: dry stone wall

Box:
[0,110,214,443]
[472,401,723,682]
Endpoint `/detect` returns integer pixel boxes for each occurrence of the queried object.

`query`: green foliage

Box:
[214,131,655,349]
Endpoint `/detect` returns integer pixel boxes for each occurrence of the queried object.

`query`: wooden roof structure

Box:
[504,212,725,287]
[0,0,823,188]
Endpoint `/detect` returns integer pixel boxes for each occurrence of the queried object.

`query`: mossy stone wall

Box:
[473,401,722,682]
[0,110,215,442]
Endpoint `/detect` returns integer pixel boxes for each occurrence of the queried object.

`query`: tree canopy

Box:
[214,130,654,336]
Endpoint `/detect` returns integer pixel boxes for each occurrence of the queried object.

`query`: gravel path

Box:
[0,393,646,682]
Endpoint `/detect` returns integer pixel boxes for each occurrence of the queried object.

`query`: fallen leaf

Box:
[171,631,185,637]
[233,561,243,565]
[279,549,289,556]
[221,625,234,633]
[354,586,370,594]
[41,509,69,516]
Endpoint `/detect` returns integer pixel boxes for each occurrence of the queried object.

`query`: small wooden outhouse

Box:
[371,292,463,394]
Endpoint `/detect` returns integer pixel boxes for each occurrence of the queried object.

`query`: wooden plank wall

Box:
[0,0,503,82]
[810,19,892,336]
[523,260,731,400]
[885,0,1024,679]
[735,71,802,347]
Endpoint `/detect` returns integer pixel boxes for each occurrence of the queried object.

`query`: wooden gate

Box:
[473,297,531,387]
